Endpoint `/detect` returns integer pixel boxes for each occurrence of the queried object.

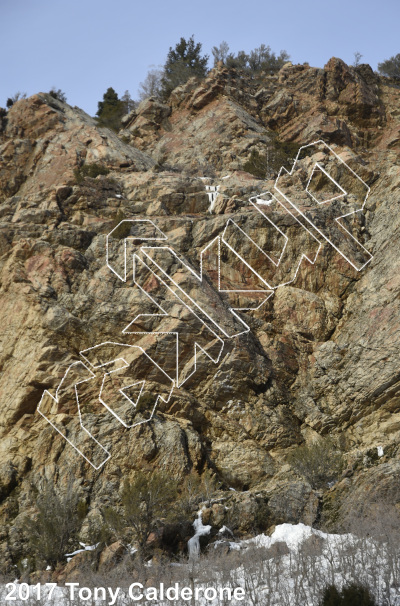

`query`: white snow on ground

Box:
[255,196,273,206]
[2,524,399,605]
[188,509,211,559]
[65,542,99,562]
[232,524,400,606]
[241,522,352,551]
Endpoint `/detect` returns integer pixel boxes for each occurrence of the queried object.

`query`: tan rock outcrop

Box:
[0,58,400,570]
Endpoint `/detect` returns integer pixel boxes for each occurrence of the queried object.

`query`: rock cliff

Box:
[0,57,400,570]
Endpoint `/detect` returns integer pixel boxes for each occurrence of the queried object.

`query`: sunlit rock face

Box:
[0,57,399,568]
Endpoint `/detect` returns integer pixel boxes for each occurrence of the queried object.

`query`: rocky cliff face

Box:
[0,57,400,570]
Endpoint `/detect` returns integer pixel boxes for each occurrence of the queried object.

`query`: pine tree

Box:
[378,53,400,80]
[320,585,342,606]
[6,91,27,108]
[225,45,290,75]
[49,88,67,103]
[319,583,376,606]
[96,87,125,131]
[161,36,209,99]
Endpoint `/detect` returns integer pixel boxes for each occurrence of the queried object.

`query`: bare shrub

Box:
[287,437,344,488]
[25,478,87,569]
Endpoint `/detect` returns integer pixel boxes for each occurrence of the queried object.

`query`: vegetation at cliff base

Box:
[287,437,344,488]
[25,479,87,568]
[319,583,376,606]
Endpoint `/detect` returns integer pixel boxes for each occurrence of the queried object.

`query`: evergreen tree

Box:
[161,35,209,99]
[319,583,376,606]
[378,53,400,80]
[248,44,290,74]
[226,50,250,71]
[49,88,67,103]
[6,91,27,108]
[320,585,342,606]
[225,45,290,75]
[96,87,125,131]
[341,584,376,606]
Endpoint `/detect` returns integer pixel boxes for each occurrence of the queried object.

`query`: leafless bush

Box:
[24,478,87,569]
[287,437,345,488]
[7,486,400,605]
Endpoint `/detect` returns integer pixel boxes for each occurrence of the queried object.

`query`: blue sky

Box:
[1,0,399,116]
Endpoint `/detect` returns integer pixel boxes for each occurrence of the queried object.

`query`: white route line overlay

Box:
[106,217,272,338]
[222,192,322,291]
[305,163,347,205]
[80,342,175,427]
[274,139,373,271]
[38,344,175,470]
[126,254,225,387]
[106,219,168,282]
[139,244,271,340]
[37,140,373,469]
[123,205,318,386]
[37,361,111,470]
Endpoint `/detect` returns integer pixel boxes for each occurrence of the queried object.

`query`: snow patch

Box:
[205,184,219,212]
[65,543,99,562]
[187,509,211,559]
